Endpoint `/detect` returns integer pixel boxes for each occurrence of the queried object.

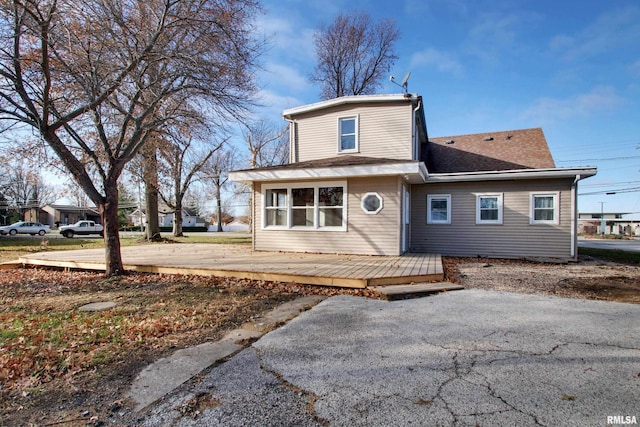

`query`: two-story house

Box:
[229,93,597,260]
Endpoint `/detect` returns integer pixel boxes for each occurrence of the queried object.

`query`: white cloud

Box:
[410,48,464,76]
[549,6,640,61]
[629,59,640,77]
[464,10,541,64]
[522,86,625,124]
[254,89,305,119]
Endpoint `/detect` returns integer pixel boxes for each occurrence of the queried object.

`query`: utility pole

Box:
[599,202,605,236]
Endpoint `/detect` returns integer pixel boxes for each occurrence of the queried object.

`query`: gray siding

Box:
[293,102,413,162]
[254,177,402,255]
[410,179,575,259]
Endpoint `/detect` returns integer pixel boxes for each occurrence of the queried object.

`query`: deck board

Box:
[18,244,443,289]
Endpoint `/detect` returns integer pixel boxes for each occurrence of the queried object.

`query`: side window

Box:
[531,193,559,224]
[361,192,383,215]
[476,194,503,224]
[427,194,451,224]
[338,116,358,153]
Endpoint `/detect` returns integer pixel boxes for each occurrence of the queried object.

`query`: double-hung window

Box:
[265,188,287,227]
[338,116,358,153]
[427,194,451,224]
[476,194,503,224]
[263,183,346,230]
[531,193,559,224]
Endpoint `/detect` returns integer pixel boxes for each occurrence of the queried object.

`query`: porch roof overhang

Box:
[229,160,429,184]
[425,166,597,183]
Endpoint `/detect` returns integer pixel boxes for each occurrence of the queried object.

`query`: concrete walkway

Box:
[127,295,326,411]
[135,290,640,426]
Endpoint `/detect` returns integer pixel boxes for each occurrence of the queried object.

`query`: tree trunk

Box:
[101,184,124,276]
[173,201,184,237]
[216,188,223,232]
[143,145,162,241]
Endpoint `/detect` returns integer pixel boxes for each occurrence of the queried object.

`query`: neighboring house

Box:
[129,207,206,228]
[578,212,639,236]
[229,94,597,260]
[28,204,101,227]
[159,206,206,228]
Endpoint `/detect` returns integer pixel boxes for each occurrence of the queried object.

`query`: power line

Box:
[579,187,640,196]
[556,155,640,163]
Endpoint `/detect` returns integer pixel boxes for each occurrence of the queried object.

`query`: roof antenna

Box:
[389,71,411,93]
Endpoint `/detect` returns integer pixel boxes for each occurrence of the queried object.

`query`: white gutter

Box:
[229,161,428,184]
[426,167,597,183]
[283,93,416,118]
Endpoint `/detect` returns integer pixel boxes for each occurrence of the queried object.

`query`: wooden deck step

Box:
[371,282,464,300]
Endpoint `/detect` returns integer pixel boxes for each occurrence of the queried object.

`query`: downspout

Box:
[570,174,581,259]
[284,117,296,163]
[412,99,422,161]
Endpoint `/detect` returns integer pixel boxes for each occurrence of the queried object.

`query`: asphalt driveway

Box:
[578,236,640,253]
[140,290,640,426]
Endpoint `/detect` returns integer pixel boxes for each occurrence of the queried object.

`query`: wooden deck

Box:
[17,244,443,289]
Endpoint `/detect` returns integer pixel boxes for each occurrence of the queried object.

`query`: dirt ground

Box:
[2,255,639,426]
[444,255,640,304]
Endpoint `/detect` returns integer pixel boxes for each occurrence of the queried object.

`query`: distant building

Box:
[578,212,639,236]
[26,204,101,227]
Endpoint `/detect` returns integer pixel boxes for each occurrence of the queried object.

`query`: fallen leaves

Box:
[1,266,376,412]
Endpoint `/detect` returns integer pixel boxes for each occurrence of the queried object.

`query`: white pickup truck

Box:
[59,220,104,238]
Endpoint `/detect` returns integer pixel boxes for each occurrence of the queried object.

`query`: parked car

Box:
[0,221,51,236]
[59,220,104,238]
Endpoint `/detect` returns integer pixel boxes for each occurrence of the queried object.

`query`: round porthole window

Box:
[361,192,383,214]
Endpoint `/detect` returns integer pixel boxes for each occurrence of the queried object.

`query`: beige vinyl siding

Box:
[254,177,402,255]
[293,101,413,162]
[411,179,575,259]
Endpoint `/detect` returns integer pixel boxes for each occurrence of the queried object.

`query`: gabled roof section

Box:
[427,128,555,173]
[282,93,419,118]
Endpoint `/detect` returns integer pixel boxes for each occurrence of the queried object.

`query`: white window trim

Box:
[361,192,383,215]
[262,181,347,231]
[475,193,503,225]
[427,194,451,224]
[337,115,359,153]
[530,192,560,225]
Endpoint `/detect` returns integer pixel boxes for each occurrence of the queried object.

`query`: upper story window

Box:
[338,116,358,153]
[530,192,559,224]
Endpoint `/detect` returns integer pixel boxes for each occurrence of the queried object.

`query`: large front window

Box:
[263,183,346,230]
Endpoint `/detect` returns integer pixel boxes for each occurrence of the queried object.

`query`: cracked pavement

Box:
[138,289,640,426]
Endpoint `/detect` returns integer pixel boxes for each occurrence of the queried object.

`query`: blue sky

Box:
[252,0,640,216]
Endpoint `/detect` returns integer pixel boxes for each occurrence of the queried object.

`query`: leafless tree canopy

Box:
[0,0,263,274]
[310,11,400,100]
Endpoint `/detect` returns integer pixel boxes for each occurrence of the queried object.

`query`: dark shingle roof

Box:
[427,128,555,173]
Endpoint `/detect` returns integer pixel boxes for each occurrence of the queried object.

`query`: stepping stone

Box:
[78,301,117,311]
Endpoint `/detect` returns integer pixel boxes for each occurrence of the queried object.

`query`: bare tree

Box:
[202,147,236,232]
[4,163,56,218]
[310,11,401,100]
[157,131,224,237]
[242,119,289,169]
[240,119,288,228]
[0,0,263,275]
